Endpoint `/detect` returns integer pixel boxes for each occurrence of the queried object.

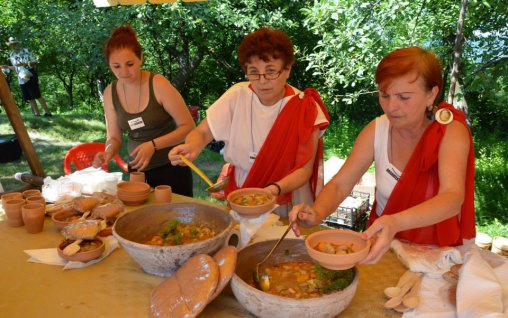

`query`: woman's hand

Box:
[93,151,113,169]
[288,204,321,237]
[130,141,156,171]
[359,214,399,264]
[168,144,199,166]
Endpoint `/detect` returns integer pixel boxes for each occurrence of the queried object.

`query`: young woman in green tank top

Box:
[93,25,195,196]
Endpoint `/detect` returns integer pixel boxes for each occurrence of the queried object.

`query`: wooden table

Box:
[0,193,404,317]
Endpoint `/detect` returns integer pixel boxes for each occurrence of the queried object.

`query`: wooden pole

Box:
[0,72,45,180]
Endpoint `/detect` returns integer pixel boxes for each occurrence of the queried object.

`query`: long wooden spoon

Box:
[402,274,422,309]
[384,270,416,298]
[178,154,229,193]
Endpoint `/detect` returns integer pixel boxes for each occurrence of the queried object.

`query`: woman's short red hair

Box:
[103,25,142,63]
[237,27,294,71]
[375,46,443,104]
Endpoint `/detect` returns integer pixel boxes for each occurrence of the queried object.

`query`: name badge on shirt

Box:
[249,151,257,163]
[128,117,145,130]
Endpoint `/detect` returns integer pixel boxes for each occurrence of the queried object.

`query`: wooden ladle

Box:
[178,154,229,193]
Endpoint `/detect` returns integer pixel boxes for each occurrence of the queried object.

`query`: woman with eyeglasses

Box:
[169,27,329,217]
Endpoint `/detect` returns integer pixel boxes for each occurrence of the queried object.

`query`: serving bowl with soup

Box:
[231,239,358,318]
[305,229,371,270]
[227,188,276,218]
[113,202,234,277]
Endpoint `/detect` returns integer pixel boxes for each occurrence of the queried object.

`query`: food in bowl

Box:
[57,238,105,262]
[314,242,354,255]
[227,188,276,218]
[249,261,354,299]
[113,202,233,277]
[232,193,272,206]
[305,229,371,270]
[144,220,216,246]
[231,239,359,318]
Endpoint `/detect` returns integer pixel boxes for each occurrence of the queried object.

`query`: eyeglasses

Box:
[245,70,284,81]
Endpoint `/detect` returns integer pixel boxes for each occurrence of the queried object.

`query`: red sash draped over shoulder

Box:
[368,102,476,246]
[225,88,330,205]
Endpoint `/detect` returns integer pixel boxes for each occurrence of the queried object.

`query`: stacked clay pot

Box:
[116,181,150,206]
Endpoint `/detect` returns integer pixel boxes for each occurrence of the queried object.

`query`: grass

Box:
[0,110,506,238]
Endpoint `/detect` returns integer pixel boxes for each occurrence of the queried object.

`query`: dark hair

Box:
[237,27,294,71]
[375,46,443,104]
[103,25,142,63]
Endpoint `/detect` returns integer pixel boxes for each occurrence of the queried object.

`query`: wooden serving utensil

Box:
[178,154,229,193]
[384,272,422,309]
[402,274,422,309]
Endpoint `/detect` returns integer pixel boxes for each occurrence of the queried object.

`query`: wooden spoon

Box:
[384,273,422,309]
[384,269,417,298]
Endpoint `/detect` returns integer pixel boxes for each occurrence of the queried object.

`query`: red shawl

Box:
[224,88,330,205]
[368,102,476,246]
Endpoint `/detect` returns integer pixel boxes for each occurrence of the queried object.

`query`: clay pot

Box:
[22,189,41,199]
[117,181,150,206]
[129,171,146,183]
[21,203,46,233]
[113,202,233,277]
[57,238,105,262]
[25,195,46,207]
[51,207,81,230]
[1,192,23,209]
[226,188,276,218]
[154,185,172,203]
[230,239,359,318]
[4,198,26,227]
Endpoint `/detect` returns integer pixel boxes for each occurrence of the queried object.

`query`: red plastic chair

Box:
[63,142,128,175]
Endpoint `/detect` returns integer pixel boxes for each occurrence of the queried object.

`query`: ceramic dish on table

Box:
[305,229,371,270]
[113,202,234,277]
[226,187,276,218]
[116,181,150,206]
[231,238,359,318]
[57,238,105,262]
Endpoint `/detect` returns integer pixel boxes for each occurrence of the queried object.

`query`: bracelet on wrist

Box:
[267,182,282,196]
[151,139,158,151]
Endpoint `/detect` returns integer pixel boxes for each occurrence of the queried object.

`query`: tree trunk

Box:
[447,0,468,112]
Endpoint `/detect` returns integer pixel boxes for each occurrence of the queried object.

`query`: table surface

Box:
[0,193,404,318]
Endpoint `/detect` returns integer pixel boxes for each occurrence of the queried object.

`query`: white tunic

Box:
[206,82,328,205]
[374,115,401,216]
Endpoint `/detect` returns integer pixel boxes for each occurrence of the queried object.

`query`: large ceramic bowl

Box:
[231,239,359,318]
[305,229,371,270]
[227,187,276,218]
[113,202,234,277]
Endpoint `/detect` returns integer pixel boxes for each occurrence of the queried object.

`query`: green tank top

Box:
[112,72,177,170]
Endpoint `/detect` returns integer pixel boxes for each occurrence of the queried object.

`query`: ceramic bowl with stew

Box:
[113,202,234,277]
[57,238,105,262]
[305,229,371,270]
[230,239,358,318]
[227,188,276,218]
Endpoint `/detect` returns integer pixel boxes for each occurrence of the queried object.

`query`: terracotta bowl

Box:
[51,207,82,230]
[226,188,276,218]
[117,181,150,195]
[305,229,371,270]
[113,202,234,277]
[230,239,359,318]
[117,192,150,206]
[57,238,105,262]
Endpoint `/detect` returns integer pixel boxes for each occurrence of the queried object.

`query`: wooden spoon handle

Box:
[178,154,214,186]
[63,239,83,256]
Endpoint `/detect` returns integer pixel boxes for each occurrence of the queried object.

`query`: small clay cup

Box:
[4,198,26,227]
[154,185,172,203]
[25,195,46,207]
[21,203,46,234]
[22,189,41,199]
[1,192,23,210]
[129,171,146,183]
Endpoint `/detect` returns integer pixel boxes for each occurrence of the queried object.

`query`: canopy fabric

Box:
[93,0,207,7]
